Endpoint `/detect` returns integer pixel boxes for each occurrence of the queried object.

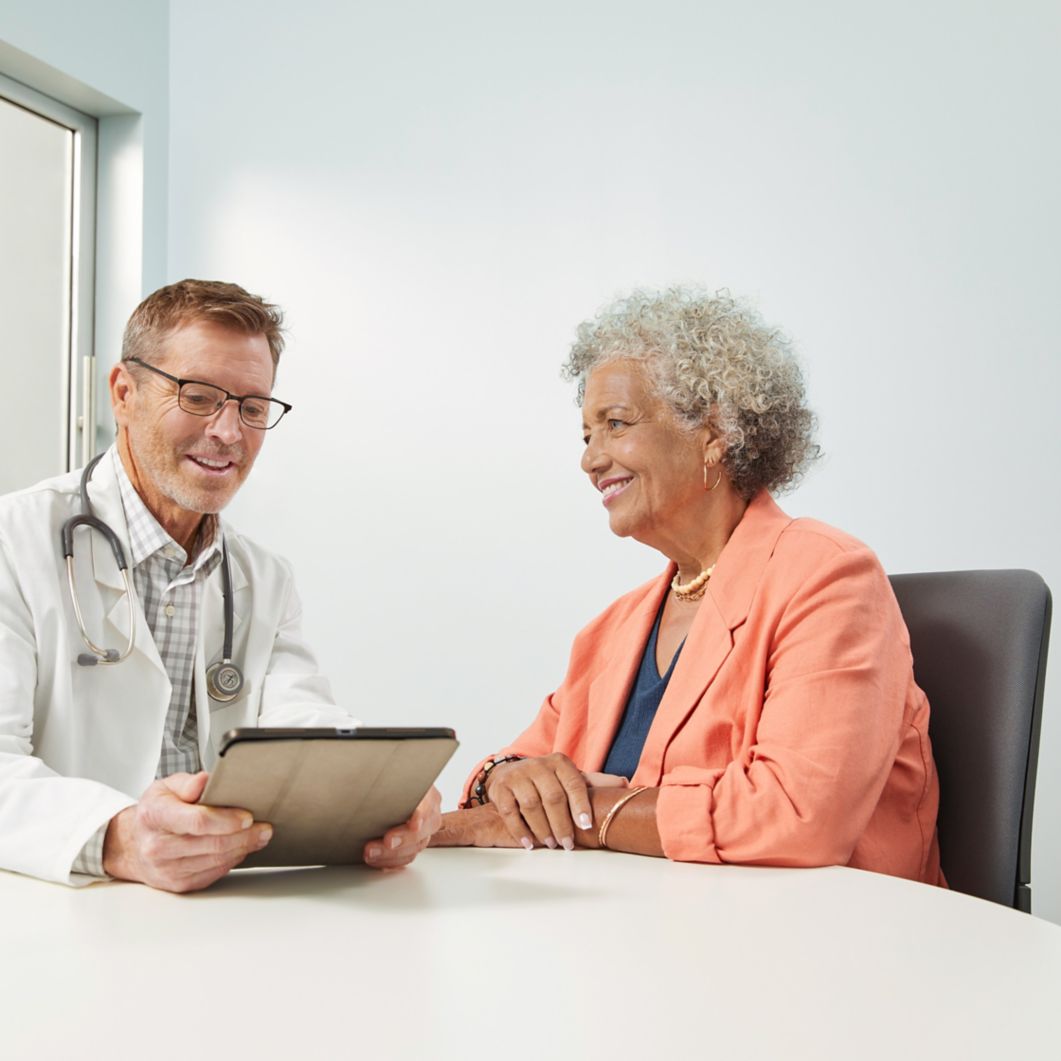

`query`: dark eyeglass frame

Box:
[125,357,293,430]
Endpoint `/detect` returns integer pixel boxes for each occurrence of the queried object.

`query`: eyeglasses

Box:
[126,357,293,430]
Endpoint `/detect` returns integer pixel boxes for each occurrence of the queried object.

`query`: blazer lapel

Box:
[582,573,670,771]
[635,491,795,784]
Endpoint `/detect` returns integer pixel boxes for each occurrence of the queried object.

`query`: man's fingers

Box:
[137,828,271,893]
[146,823,272,862]
[147,790,254,837]
[152,855,249,893]
[161,770,210,803]
[362,785,445,868]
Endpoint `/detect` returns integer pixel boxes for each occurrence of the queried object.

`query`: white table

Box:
[3,850,1060,1060]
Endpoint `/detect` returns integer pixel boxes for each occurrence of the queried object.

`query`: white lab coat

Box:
[0,452,357,885]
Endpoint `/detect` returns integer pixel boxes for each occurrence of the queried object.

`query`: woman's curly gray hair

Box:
[563,288,820,498]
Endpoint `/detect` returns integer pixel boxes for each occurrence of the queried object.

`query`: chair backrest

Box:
[889,570,1051,911]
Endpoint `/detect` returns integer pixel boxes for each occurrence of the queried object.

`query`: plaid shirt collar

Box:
[111,446,222,573]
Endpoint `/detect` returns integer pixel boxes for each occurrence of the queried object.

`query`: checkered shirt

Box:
[71,448,222,877]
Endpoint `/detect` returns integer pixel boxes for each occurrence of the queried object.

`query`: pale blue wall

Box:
[166,1,1061,919]
[0,0,169,391]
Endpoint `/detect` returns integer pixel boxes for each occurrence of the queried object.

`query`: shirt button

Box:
[165,604,176,618]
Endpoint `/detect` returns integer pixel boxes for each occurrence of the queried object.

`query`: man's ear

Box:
[109,362,134,427]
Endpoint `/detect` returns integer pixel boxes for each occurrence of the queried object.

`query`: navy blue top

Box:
[602,601,684,780]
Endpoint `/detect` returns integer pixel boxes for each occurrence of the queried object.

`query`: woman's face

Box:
[580,359,708,544]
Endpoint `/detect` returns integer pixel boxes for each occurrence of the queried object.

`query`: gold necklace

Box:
[671,563,715,602]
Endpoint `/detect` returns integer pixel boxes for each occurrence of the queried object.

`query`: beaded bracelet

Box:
[468,755,525,806]
[597,786,648,850]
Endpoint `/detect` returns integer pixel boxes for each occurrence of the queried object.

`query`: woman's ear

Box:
[699,424,725,467]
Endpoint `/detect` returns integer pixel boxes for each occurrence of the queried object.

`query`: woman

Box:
[433,288,943,884]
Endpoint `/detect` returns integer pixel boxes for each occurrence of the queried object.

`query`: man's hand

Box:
[363,785,443,869]
[103,771,272,893]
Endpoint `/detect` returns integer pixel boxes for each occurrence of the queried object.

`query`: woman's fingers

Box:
[486,754,587,850]
[555,759,595,833]
[582,771,629,790]
[490,781,541,850]
[516,772,572,849]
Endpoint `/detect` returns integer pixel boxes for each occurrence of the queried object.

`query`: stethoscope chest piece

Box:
[206,659,245,703]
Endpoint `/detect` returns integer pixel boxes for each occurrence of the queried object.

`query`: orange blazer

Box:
[466,492,944,885]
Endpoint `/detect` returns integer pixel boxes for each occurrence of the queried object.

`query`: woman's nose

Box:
[581,436,607,474]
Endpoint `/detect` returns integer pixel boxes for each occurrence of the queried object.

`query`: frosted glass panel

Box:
[0,95,73,494]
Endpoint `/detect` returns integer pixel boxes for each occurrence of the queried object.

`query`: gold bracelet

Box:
[597,786,648,850]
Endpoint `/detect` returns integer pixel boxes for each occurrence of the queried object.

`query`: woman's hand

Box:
[485,754,627,851]
[431,784,662,856]
[430,805,522,848]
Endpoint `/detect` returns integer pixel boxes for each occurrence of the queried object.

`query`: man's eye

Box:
[182,392,215,408]
[608,419,626,430]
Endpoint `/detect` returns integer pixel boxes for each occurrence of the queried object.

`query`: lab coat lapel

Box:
[636,492,794,784]
[582,573,670,771]
[84,451,166,678]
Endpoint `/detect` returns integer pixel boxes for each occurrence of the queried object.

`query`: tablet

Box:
[200,726,458,867]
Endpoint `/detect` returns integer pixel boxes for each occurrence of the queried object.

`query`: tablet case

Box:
[200,731,457,867]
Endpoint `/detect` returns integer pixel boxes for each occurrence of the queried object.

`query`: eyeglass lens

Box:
[178,383,285,429]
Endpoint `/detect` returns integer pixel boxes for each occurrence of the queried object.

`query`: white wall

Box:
[159,0,1057,919]
[0,0,169,437]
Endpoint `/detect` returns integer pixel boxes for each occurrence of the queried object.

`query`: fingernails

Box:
[543,837,557,849]
[578,813,592,830]
[389,835,402,850]
[241,815,254,830]
[520,837,534,851]
[367,845,382,860]
[560,836,574,851]
[256,826,273,849]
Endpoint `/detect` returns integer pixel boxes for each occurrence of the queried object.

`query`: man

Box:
[0,280,440,891]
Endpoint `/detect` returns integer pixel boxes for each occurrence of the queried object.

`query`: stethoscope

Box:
[60,452,246,703]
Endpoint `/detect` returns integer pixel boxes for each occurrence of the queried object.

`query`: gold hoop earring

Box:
[704,462,722,492]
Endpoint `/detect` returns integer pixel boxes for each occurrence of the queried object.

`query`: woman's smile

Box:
[599,475,633,506]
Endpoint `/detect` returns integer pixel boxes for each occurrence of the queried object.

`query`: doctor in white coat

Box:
[0,279,440,891]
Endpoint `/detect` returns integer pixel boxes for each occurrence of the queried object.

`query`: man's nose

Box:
[205,400,244,444]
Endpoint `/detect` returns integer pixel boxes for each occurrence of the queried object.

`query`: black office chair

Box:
[889,570,1051,912]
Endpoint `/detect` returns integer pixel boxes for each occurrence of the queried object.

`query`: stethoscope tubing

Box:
[63,452,243,700]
